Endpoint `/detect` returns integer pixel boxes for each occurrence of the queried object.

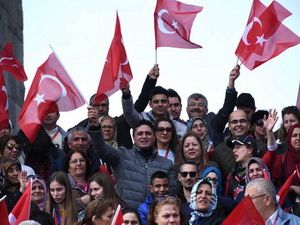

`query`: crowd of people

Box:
[0,64,300,225]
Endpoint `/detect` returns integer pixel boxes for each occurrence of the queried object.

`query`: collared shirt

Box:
[266,209,278,225]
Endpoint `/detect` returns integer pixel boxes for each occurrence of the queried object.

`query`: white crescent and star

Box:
[34,74,68,106]
[120,38,129,65]
[157,9,176,34]
[1,85,8,110]
[242,17,266,46]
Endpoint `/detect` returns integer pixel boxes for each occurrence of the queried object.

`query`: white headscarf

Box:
[189,178,218,225]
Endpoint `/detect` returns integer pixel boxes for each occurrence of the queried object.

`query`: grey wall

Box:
[0,0,25,133]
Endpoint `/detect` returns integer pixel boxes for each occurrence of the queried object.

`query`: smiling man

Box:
[122,85,187,139]
[94,120,176,209]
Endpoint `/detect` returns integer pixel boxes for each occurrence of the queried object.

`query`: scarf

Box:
[189,179,217,225]
[284,124,300,181]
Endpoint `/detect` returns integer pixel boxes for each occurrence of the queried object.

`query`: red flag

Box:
[0,72,9,129]
[0,43,27,81]
[223,195,264,225]
[111,204,123,225]
[8,181,32,225]
[235,0,300,70]
[154,0,202,49]
[18,52,86,142]
[276,170,296,206]
[95,13,133,103]
[0,196,10,225]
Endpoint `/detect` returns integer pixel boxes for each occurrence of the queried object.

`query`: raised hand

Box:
[264,109,278,132]
[148,64,160,80]
[228,65,240,88]
[18,170,27,193]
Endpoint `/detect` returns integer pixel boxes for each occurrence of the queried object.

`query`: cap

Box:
[236,93,255,110]
[227,135,257,152]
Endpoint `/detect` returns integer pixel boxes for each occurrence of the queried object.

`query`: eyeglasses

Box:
[206,177,218,184]
[88,103,108,110]
[188,102,206,107]
[179,171,197,178]
[156,127,172,133]
[6,143,21,151]
[249,194,267,199]
[101,125,114,130]
[70,158,86,164]
[229,119,248,125]
[255,119,264,127]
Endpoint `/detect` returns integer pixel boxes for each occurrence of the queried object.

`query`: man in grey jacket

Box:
[93,119,177,209]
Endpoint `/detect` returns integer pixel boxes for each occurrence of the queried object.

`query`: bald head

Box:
[228,110,250,137]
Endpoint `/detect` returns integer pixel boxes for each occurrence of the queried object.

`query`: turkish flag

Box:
[111,204,123,225]
[276,170,298,206]
[95,13,133,104]
[0,72,9,129]
[8,181,32,225]
[223,195,264,225]
[154,0,202,49]
[18,52,86,142]
[0,42,27,81]
[235,0,300,70]
[0,197,10,225]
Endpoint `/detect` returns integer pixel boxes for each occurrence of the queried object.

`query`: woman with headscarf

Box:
[31,177,48,211]
[0,159,27,212]
[245,157,270,184]
[190,118,214,161]
[188,178,225,225]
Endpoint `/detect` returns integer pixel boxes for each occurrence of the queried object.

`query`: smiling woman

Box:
[189,178,225,225]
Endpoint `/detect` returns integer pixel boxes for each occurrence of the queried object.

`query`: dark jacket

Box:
[77,75,157,148]
[91,130,176,209]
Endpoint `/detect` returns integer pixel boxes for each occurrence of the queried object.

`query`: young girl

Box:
[46,171,77,225]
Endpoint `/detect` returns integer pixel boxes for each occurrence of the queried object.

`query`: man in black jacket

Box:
[76,64,159,148]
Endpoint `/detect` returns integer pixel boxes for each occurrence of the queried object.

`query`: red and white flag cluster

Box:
[154,0,202,49]
[235,0,300,70]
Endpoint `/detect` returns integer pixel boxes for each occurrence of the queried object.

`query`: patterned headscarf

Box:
[189,178,218,225]
[32,177,48,211]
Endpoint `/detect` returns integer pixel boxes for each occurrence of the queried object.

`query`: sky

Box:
[23,0,300,130]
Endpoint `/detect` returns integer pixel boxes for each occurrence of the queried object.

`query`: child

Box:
[137,171,169,225]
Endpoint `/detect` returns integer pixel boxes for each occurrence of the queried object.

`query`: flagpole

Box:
[0,195,6,202]
[49,44,88,104]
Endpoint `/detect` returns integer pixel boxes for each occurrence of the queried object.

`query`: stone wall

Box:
[0,0,24,133]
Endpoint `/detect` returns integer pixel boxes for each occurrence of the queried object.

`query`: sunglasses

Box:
[180,171,197,178]
[6,143,21,151]
[255,119,264,127]
[156,127,172,133]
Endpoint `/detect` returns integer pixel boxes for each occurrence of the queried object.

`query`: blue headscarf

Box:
[200,166,222,195]
[189,178,218,225]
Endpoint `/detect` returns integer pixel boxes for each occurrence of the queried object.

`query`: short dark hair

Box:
[167,88,181,103]
[151,171,169,184]
[133,120,154,136]
[179,160,198,173]
[281,106,300,120]
[236,93,255,109]
[149,86,169,101]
